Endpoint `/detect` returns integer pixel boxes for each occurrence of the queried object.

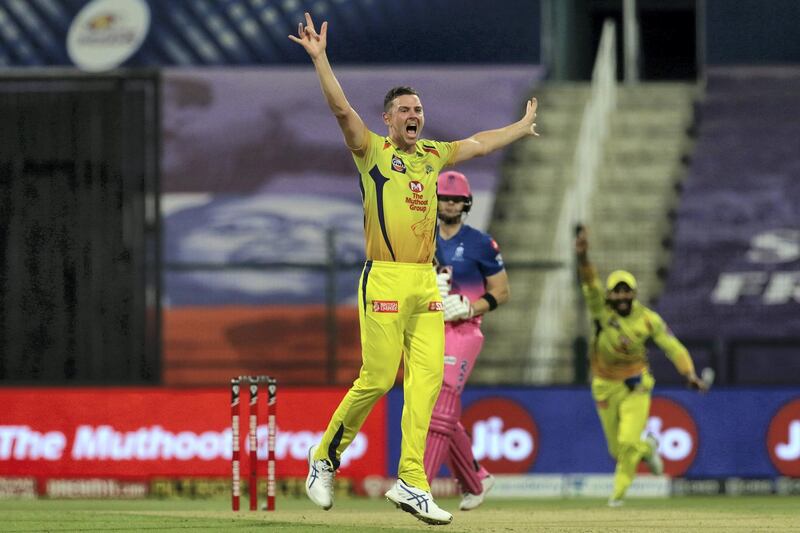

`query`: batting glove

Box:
[436,268,452,298]
[443,294,473,322]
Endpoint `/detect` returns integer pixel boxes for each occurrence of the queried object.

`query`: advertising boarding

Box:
[1,387,797,497]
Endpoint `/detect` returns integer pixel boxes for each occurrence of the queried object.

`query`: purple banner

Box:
[658,69,800,339]
[162,66,540,194]
[161,67,542,306]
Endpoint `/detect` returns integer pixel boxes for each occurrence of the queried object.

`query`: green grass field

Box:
[1,496,798,532]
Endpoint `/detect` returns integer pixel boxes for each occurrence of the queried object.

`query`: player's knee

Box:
[371,374,396,395]
[615,441,637,460]
[353,373,396,396]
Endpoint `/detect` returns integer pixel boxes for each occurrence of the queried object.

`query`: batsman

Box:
[424,170,510,511]
[575,225,708,507]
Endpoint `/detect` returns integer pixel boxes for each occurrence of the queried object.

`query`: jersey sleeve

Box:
[580,265,606,321]
[431,140,459,168]
[351,128,381,174]
[477,233,505,278]
[648,309,695,376]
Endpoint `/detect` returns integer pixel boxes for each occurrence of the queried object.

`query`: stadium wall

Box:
[1,387,797,498]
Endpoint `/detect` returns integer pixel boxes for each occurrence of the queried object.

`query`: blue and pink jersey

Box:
[435,224,505,326]
[426,223,506,486]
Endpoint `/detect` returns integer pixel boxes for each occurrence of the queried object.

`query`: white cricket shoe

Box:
[643,433,664,475]
[459,474,496,511]
[385,478,453,525]
[305,444,335,510]
[608,498,624,508]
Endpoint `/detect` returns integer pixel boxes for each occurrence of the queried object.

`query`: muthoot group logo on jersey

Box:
[767,398,800,477]
[67,0,151,72]
[643,397,699,476]
[461,398,538,473]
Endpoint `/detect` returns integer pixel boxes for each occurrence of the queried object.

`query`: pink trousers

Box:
[424,321,490,494]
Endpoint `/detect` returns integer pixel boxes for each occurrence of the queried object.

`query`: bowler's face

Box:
[384,94,424,150]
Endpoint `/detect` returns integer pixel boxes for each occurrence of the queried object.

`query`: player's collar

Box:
[385,136,420,156]
[438,223,466,241]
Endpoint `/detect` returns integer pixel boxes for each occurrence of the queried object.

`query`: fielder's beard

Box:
[608,298,634,317]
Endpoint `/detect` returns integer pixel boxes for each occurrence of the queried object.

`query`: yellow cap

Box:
[606,270,637,291]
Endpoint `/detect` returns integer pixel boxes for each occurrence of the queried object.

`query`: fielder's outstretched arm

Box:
[289,12,367,155]
[652,329,708,392]
[452,98,539,164]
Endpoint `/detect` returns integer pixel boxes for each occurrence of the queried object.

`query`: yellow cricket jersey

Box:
[352,130,458,263]
[580,265,695,380]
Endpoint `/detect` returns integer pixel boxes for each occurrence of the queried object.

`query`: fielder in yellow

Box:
[575,225,707,507]
[289,12,539,525]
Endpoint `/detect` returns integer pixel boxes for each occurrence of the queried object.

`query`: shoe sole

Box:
[385,495,452,525]
[306,446,332,511]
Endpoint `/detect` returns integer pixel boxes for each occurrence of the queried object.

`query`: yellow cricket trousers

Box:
[314,260,445,491]
[591,370,656,500]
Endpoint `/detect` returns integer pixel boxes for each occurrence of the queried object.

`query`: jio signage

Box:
[767,398,800,476]
[460,397,539,473]
[387,388,799,479]
[644,398,699,476]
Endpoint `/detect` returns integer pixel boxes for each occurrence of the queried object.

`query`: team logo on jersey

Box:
[425,164,434,174]
[409,181,424,193]
[372,300,399,313]
[391,155,406,174]
[428,301,444,311]
[453,244,465,262]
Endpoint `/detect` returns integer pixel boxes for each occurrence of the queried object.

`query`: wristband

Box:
[481,292,498,311]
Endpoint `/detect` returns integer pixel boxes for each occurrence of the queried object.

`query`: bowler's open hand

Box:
[522,97,539,136]
[288,12,327,59]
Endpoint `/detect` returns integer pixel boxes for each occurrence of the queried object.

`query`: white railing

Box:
[527,20,617,383]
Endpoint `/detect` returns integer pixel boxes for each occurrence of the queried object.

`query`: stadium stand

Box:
[652,67,800,385]
[479,83,589,384]
[478,81,696,385]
